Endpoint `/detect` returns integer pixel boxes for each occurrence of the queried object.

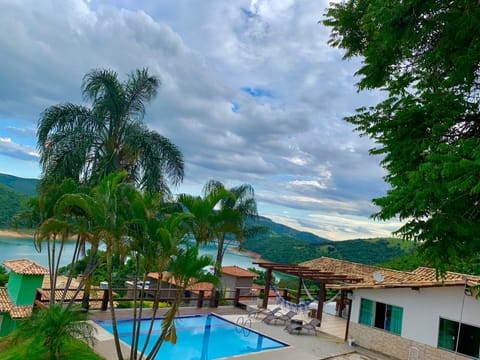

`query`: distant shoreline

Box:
[230,246,266,265]
[0,229,267,266]
[0,229,33,239]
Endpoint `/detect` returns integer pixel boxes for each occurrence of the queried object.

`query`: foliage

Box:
[324,1,480,271]
[0,183,29,228]
[0,334,104,360]
[201,180,258,276]
[14,304,96,360]
[0,265,8,286]
[245,232,414,265]
[0,173,38,196]
[116,300,170,309]
[37,68,184,196]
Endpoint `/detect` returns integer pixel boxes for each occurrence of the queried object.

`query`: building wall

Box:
[7,272,44,305]
[350,322,471,360]
[0,313,15,337]
[221,275,253,297]
[350,286,480,349]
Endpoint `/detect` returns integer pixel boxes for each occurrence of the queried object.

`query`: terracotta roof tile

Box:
[0,288,11,312]
[301,257,480,290]
[3,259,49,275]
[222,266,258,278]
[0,288,33,319]
[10,305,33,319]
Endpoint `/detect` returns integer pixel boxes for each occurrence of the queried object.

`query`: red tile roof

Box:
[301,257,480,290]
[3,259,49,275]
[0,288,33,319]
[0,288,11,312]
[222,265,258,278]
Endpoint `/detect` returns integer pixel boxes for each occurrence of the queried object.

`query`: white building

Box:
[302,257,480,360]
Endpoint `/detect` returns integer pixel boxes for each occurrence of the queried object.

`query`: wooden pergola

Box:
[254,262,363,340]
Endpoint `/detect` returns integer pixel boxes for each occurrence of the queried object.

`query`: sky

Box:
[0,0,403,241]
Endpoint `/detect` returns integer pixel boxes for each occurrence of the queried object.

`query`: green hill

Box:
[245,217,416,265]
[0,173,38,196]
[0,183,30,228]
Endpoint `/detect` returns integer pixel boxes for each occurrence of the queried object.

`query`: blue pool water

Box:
[95,314,288,359]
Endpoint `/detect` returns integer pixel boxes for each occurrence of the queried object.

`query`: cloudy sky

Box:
[0,0,402,240]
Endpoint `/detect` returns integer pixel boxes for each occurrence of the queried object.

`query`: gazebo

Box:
[255,261,362,338]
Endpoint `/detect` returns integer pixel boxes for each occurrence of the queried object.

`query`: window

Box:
[359,298,403,335]
[438,318,480,358]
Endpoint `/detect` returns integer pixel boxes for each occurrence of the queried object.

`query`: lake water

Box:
[0,236,257,270]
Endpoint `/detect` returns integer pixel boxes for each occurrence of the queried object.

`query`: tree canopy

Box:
[324,1,480,270]
[37,68,184,196]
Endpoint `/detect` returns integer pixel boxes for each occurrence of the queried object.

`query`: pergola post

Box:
[344,299,352,341]
[263,269,272,309]
[316,282,325,322]
[339,289,345,316]
[296,277,302,304]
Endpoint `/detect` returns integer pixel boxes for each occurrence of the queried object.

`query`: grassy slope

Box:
[0,335,104,360]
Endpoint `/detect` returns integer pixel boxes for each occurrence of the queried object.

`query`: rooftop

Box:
[3,259,49,275]
[0,288,33,319]
[222,265,258,278]
[301,257,480,289]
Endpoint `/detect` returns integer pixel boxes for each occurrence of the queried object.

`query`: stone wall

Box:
[349,322,472,360]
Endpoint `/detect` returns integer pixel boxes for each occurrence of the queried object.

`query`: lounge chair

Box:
[284,318,321,335]
[263,310,297,325]
[248,306,282,319]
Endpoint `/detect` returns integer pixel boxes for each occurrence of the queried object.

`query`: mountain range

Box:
[0,173,414,265]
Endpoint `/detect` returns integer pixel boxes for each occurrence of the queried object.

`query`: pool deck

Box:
[88,305,397,360]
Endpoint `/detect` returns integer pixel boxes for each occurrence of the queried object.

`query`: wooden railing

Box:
[36,286,315,311]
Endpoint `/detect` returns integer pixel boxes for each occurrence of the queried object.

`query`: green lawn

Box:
[0,334,104,360]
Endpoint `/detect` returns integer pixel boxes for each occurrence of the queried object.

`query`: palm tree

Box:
[15,304,96,360]
[55,172,135,360]
[125,192,191,360]
[201,180,258,277]
[177,186,235,248]
[37,68,184,196]
[146,245,218,360]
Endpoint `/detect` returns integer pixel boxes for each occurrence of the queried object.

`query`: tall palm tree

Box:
[55,172,134,360]
[202,180,258,277]
[177,186,235,248]
[37,68,184,196]
[146,245,217,360]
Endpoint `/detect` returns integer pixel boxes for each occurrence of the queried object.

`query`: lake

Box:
[0,236,257,270]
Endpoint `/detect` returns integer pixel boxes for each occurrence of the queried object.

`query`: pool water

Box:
[95,314,288,359]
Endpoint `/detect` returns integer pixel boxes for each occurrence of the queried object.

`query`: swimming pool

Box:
[95,313,288,359]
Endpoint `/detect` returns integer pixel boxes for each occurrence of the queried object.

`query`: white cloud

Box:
[0,137,39,161]
[0,0,400,240]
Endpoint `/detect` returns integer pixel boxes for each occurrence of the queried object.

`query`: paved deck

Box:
[88,305,396,360]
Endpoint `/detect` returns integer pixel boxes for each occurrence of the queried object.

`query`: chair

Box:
[263,310,297,325]
[248,306,282,319]
[284,318,321,335]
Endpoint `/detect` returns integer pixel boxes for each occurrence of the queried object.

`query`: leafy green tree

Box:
[324,1,480,271]
[37,68,184,196]
[0,265,8,286]
[15,304,95,360]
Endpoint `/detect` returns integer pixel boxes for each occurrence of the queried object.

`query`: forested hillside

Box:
[245,218,416,265]
[0,183,29,228]
[0,173,38,196]
[1,173,415,266]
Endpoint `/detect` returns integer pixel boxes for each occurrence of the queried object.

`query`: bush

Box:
[116,300,170,309]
